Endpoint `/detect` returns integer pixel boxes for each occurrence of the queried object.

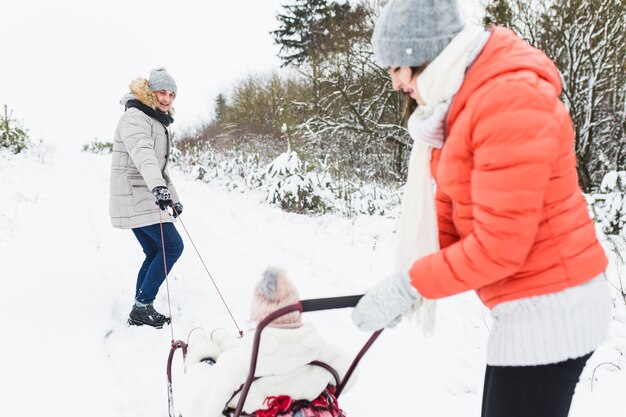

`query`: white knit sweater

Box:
[487,274,611,366]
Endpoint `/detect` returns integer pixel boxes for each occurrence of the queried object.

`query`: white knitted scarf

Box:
[397,25,488,334]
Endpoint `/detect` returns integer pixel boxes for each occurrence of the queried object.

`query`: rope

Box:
[170,204,243,336]
[158,207,176,342]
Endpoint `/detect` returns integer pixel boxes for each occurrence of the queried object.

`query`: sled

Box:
[166,294,383,417]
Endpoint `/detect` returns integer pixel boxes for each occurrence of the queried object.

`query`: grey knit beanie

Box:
[148,67,177,94]
[371,0,465,68]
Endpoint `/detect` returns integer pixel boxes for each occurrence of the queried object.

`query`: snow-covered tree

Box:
[589,171,626,237]
[273,0,411,182]
[483,0,626,193]
[0,105,29,154]
[261,151,335,214]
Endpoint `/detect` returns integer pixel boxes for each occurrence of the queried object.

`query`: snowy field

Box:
[1,146,625,417]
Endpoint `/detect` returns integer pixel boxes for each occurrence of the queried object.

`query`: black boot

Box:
[128,304,170,328]
[146,304,171,324]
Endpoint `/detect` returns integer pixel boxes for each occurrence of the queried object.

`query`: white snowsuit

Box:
[181,324,355,417]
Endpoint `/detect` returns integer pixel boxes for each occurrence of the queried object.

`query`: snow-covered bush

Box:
[1,105,29,154]
[260,151,334,214]
[169,146,182,164]
[332,177,399,216]
[588,171,626,237]
[175,144,400,217]
[177,141,262,191]
[82,137,112,154]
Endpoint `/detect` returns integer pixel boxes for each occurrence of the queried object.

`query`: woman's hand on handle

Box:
[351,271,420,331]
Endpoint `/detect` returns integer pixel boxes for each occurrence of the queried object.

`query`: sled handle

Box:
[232,295,378,417]
[300,294,363,312]
[167,340,188,417]
[336,328,382,397]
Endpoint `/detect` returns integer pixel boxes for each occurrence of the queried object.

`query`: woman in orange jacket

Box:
[351,1,611,416]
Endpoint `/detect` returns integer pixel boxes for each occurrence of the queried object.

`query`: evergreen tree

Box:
[0,105,29,154]
[213,93,227,125]
[272,0,333,68]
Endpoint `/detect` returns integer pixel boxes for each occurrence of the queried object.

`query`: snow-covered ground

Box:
[1,146,625,417]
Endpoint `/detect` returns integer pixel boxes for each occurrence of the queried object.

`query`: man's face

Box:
[154,90,176,112]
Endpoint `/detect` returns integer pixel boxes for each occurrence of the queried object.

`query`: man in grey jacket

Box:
[109,67,184,328]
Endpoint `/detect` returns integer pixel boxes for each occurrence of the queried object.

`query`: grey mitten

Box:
[351,271,420,331]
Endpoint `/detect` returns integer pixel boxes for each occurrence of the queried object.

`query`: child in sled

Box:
[180,268,355,417]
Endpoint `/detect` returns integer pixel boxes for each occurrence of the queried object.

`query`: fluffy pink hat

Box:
[250,268,302,328]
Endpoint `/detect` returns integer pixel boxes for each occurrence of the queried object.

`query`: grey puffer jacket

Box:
[109,78,180,229]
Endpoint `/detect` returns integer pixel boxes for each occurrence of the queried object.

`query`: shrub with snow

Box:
[0,105,29,154]
[260,151,335,214]
[82,138,113,154]
[588,171,626,237]
[175,145,401,217]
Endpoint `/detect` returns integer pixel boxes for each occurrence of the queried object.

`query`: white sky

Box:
[1,0,486,151]
[0,0,284,150]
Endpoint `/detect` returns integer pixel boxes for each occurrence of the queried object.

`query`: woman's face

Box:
[389,66,426,106]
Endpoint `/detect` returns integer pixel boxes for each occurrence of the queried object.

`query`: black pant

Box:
[481,353,592,417]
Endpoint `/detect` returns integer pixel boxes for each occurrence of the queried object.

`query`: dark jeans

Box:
[481,353,592,417]
[131,223,184,304]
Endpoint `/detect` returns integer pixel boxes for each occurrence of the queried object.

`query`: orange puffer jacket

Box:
[409,27,607,309]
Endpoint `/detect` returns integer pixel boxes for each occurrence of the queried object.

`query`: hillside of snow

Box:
[1,146,625,417]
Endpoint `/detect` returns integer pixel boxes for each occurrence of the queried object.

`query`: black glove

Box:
[152,186,173,210]
[173,202,183,218]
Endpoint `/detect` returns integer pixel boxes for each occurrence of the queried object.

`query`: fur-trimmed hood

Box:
[120,77,175,115]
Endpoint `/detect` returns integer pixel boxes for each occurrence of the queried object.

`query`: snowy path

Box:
[1,147,625,417]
